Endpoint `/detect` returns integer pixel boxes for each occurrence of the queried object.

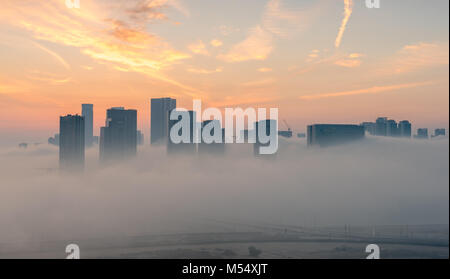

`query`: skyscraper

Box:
[100,107,137,163]
[198,120,225,155]
[386,119,399,137]
[254,119,277,156]
[398,120,412,138]
[82,104,94,147]
[375,117,388,136]
[151,98,176,145]
[59,115,85,171]
[307,124,365,147]
[167,110,197,154]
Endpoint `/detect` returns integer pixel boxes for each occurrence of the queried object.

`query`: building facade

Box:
[82,104,94,147]
[100,107,137,163]
[151,98,176,145]
[398,120,412,138]
[307,124,365,147]
[59,114,85,171]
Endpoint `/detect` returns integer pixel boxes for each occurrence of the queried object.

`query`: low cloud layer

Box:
[0,137,448,246]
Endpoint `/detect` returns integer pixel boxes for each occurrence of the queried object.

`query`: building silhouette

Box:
[48,133,60,146]
[82,104,94,147]
[361,117,412,138]
[59,114,85,171]
[415,128,428,139]
[151,97,176,145]
[398,120,412,138]
[360,122,376,135]
[375,117,388,136]
[100,107,137,163]
[198,120,225,155]
[432,128,446,138]
[167,110,197,154]
[386,119,399,137]
[137,130,144,145]
[307,124,365,147]
[254,119,277,156]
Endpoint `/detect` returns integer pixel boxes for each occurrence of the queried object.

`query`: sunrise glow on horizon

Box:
[0,0,448,144]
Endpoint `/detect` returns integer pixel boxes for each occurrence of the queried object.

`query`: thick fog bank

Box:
[0,136,448,244]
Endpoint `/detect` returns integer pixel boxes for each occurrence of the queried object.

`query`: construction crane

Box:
[278,119,293,138]
[283,119,291,132]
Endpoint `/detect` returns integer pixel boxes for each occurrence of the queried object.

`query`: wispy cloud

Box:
[219,0,315,63]
[218,26,273,62]
[334,53,364,68]
[187,67,223,74]
[300,81,434,100]
[210,39,223,47]
[262,0,305,37]
[335,0,353,48]
[0,0,196,94]
[26,70,72,85]
[258,67,273,73]
[188,40,209,55]
[387,42,449,74]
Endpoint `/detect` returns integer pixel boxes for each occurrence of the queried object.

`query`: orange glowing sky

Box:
[0,0,448,143]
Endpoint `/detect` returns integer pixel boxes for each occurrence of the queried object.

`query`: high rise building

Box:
[386,119,399,137]
[307,124,365,147]
[100,107,137,163]
[375,117,388,136]
[82,104,94,147]
[59,115,85,171]
[151,98,176,145]
[167,110,197,154]
[398,120,412,138]
[198,120,225,155]
[254,119,277,156]
[360,122,376,135]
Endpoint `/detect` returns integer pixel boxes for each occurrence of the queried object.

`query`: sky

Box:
[0,0,448,144]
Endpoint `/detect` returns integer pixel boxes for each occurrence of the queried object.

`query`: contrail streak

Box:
[31,41,71,70]
[335,0,353,48]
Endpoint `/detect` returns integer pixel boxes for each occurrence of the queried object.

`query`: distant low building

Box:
[432,128,446,138]
[18,143,28,149]
[307,124,365,147]
[278,130,293,138]
[48,134,60,146]
[297,133,306,138]
[414,128,428,139]
[362,118,412,138]
[360,122,375,135]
